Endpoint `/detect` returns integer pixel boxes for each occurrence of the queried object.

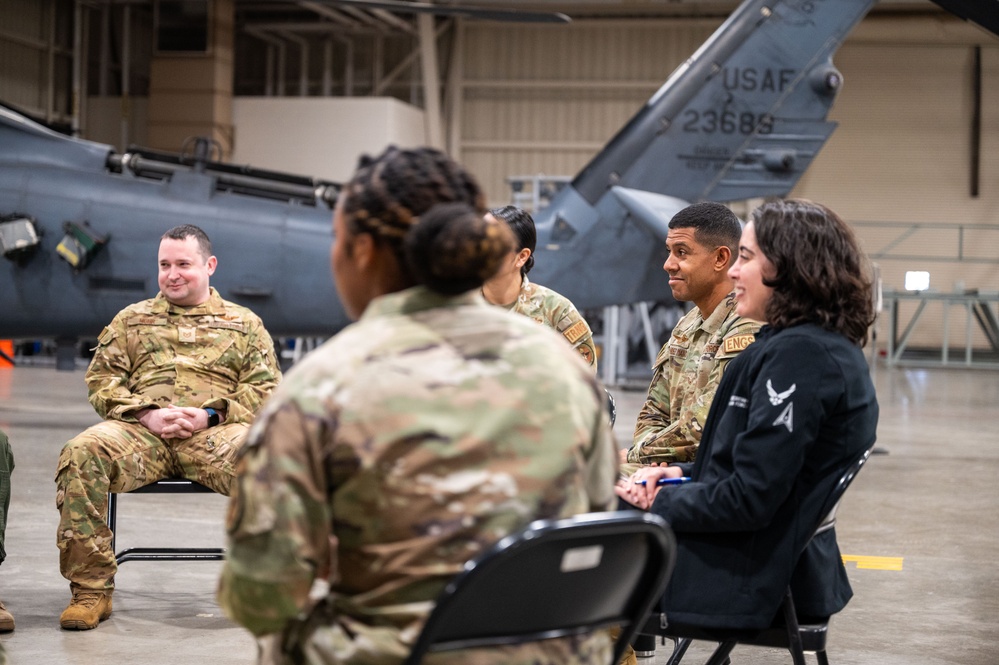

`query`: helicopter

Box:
[0,0,994,358]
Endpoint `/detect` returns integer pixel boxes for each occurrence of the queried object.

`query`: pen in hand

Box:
[633,476,692,486]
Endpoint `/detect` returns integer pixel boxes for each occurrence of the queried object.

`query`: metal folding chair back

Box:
[403,510,677,665]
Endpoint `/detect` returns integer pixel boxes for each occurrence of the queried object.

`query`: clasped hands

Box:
[137,406,212,440]
[614,462,685,510]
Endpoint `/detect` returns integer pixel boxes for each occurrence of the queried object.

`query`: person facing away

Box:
[481,205,599,373]
[617,199,879,630]
[621,202,760,472]
[55,224,282,630]
[218,146,619,665]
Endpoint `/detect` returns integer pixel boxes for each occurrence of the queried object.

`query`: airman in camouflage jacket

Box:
[508,276,598,372]
[624,292,760,468]
[219,286,618,665]
[56,288,280,592]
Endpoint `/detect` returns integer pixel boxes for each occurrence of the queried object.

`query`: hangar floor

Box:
[0,362,996,665]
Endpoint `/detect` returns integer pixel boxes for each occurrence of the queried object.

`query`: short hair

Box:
[668,202,742,264]
[162,224,212,259]
[751,199,875,346]
[489,205,536,275]
[341,146,511,294]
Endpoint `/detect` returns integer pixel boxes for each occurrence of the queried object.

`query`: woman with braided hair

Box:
[219,146,619,665]
[482,205,599,372]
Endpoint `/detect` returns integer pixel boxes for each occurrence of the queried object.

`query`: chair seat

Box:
[643,613,829,652]
[107,477,226,565]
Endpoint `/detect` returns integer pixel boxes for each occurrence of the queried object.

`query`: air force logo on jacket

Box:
[767,379,796,432]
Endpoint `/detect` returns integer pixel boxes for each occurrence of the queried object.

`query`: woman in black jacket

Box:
[617,198,879,630]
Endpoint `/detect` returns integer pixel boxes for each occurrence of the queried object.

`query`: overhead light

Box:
[904,271,930,292]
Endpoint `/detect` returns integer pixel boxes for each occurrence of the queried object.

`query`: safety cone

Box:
[0,340,13,368]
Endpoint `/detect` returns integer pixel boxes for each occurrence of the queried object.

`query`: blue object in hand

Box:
[634,476,692,486]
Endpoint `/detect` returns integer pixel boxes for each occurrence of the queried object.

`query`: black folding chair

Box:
[638,445,876,665]
[106,478,226,564]
[402,510,676,665]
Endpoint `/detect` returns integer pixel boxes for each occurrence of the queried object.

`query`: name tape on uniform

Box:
[723,334,755,354]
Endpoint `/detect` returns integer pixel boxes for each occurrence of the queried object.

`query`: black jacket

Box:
[651,324,879,630]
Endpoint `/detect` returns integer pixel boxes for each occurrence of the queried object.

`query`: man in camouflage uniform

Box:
[218,287,618,665]
[621,202,761,471]
[510,275,599,371]
[0,429,12,633]
[55,224,281,630]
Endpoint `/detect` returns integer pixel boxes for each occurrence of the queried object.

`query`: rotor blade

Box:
[290,0,571,23]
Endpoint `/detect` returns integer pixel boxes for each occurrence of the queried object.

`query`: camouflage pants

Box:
[55,420,247,591]
[0,429,11,565]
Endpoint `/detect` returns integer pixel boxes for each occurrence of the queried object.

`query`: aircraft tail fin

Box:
[570,0,877,206]
[531,0,879,309]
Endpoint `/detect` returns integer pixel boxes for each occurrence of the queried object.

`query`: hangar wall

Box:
[451,14,999,352]
[230,97,425,182]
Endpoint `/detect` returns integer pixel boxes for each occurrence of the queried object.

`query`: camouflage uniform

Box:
[507,275,598,372]
[219,286,618,665]
[55,288,281,592]
[0,429,11,565]
[625,293,759,468]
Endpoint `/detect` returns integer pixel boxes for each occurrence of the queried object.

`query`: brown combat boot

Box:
[0,600,13,632]
[59,590,112,630]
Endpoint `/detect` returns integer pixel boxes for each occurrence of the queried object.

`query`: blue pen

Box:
[634,476,692,486]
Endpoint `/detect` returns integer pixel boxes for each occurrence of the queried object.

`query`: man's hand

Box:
[618,447,631,464]
[614,464,684,509]
[137,406,211,439]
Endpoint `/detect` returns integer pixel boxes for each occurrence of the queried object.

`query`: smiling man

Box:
[621,202,761,469]
[54,224,281,631]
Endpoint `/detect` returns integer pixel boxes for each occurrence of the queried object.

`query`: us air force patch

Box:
[766,379,796,406]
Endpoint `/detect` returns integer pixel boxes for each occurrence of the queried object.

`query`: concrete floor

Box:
[0,361,996,664]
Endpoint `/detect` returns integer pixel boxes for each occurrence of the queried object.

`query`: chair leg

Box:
[780,590,807,665]
[815,649,830,665]
[704,641,736,665]
[632,633,657,658]
[107,492,118,553]
[664,637,692,665]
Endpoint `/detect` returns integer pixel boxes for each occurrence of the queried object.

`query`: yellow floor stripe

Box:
[841,554,904,571]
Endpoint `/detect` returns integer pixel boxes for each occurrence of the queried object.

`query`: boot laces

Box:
[73,591,106,609]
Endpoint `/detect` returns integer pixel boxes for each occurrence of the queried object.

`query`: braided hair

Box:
[341,146,512,294]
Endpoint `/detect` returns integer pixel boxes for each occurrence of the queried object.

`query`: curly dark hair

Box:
[752,199,875,346]
[341,146,510,293]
